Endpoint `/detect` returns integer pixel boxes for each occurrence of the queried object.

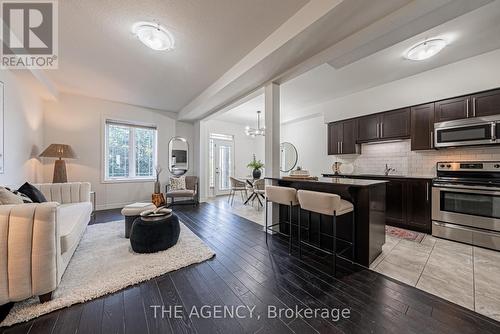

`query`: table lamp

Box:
[39,144,77,183]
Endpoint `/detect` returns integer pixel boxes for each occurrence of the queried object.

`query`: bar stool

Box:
[297,190,355,276]
[265,185,299,254]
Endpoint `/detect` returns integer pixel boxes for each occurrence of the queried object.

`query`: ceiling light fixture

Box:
[405,38,447,61]
[245,111,265,137]
[132,21,175,51]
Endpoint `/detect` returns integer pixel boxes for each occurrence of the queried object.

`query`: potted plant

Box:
[247,155,264,179]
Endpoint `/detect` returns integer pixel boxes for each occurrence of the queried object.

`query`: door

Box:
[411,103,435,150]
[471,88,500,117]
[327,122,341,155]
[406,180,431,233]
[380,108,410,140]
[213,139,234,196]
[435,96,470,122]
[386,180,406,226]
[357,114,379,142]
[341,119,357,154]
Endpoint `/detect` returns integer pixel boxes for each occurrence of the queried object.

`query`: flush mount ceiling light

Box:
[245,110,265,137]
[132,21,175,51]
[405,38,447,61]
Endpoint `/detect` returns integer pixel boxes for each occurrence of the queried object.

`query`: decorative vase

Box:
[154,180,161,193]
[253,168,262,179]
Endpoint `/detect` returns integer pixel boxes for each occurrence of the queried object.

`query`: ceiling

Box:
[217,0,500,124]
[45,0,308,112]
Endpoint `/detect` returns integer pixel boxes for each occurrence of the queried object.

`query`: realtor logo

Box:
[1,0,58,69]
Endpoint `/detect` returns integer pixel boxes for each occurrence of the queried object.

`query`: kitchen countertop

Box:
[266,176,388,187]
[322,173,434,180]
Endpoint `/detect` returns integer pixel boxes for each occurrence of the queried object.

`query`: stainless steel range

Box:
[432,161,500,251]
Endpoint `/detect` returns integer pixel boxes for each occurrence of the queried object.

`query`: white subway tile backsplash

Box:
[331,140,500,177]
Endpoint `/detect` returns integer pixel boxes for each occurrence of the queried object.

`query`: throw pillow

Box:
[6,188,33,203]
[0,187,24,205]
[18,182,47,203]
[169,176,186,191]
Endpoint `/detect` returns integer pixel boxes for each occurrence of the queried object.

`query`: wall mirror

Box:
[168,137,189,176]
[280,142,298,172]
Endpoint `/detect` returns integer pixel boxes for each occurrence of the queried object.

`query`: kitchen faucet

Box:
[384,164,396,176]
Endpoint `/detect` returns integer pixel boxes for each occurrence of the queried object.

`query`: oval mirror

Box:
[168,137,189,176]
[280,142,298,172]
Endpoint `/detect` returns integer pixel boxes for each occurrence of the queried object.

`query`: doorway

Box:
[209,134,234,196]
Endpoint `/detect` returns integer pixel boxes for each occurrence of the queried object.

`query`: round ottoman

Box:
[130,212,180,253]
[121,203,157,238]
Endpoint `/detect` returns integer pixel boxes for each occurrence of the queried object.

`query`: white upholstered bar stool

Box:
[265,185,299,254]
[297,190,355,276]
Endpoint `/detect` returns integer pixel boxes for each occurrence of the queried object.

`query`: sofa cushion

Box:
[166,190,195,197]
[0,187,24,204]
[58,202,92,254]
[18,182,47,203]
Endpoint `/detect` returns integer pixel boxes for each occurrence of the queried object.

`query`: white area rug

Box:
[1,220,215,327]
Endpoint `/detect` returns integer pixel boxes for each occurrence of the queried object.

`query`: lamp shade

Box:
[39,144,77,159]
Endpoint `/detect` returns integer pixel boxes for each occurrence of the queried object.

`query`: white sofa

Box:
[0,182,92,305]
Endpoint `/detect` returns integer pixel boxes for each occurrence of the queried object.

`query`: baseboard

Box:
[96,200,150,211]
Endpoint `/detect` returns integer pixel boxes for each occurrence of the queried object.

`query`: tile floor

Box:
[206,195,500,322]
[371,233,500,321]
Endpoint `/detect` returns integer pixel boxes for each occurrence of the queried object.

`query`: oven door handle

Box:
[434,184,500,194]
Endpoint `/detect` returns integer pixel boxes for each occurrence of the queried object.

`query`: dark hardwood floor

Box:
[2,203,500,334]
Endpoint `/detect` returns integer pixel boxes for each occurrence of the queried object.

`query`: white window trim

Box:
[102,119,158,183]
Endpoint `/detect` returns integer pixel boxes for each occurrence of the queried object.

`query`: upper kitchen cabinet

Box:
[471,88,500,117]
[380,108,410,140]
[357,108,410,143]
[411,103,435,150]
[357,114,379,142]
[327,119,358,155]
[435,96,470,122]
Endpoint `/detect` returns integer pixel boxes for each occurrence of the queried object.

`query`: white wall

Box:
[199,119,265,200]
[282,49,500,178]
[43,93,193,210]
[314,49,500,123]
[0,71,44,186]
[281,114,329,177]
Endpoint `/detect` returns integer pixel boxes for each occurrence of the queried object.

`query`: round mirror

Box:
[280,142,298,172]
[168,137,189,176]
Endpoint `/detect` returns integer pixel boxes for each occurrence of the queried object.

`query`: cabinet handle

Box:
[341,141,343,154]
[381,122,383,137]
[466,98,470,118]
[426,182,429,202]
[337,142,340,154]
[472,97,476,117]
[430,131,434,149]
[491,122,496,141]
[376,123,380,138]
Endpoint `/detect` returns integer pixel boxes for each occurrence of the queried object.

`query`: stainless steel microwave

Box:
[434,115,500,148]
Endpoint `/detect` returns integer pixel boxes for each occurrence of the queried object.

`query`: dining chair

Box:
[228,177,248,205]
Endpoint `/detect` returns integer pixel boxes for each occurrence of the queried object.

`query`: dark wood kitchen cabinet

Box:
[380,108,410,139]
[327,119,358,155]
[471,88,500,117]
[386,180,406,227]
[434,96,470,122]
[385,178,431,233]
[357,114,379,142]
[411,103,435,150]
[406,179,432,232]
[357,108,410,143]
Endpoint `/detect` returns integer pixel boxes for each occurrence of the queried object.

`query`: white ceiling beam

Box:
[177,0,344,121]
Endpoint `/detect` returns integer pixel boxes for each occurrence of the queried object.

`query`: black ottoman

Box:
[130,213,180,253]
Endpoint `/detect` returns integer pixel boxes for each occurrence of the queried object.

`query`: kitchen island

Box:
[266,177,387,267]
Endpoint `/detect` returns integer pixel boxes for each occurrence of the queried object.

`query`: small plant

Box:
[247,154,264,170]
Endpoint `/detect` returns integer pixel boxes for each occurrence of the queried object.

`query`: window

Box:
[105,120,157,181]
